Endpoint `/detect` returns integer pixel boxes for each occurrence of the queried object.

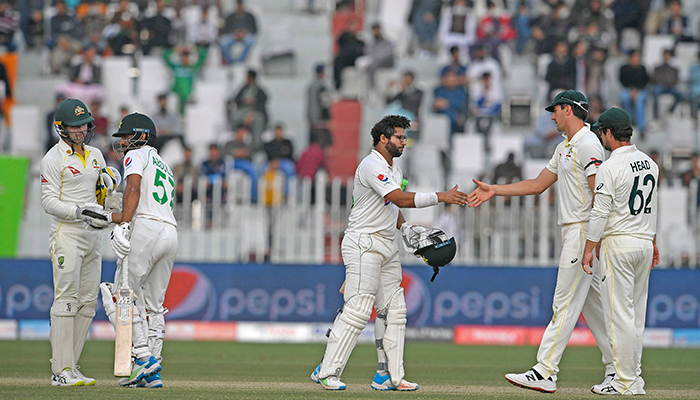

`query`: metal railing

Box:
[17,172,700,269]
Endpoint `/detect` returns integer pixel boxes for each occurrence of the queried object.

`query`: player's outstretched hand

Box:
[438,185,469,206]
[467,179,495,208]
[581,251,594,275]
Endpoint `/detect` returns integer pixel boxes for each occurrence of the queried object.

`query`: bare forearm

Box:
[121,186,140,223]
[492,178,548,196]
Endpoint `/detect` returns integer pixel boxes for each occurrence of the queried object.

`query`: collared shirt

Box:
[546,124,604,225]
[346,149,403,238]
[589,144,658,241]
[41,139,106,223]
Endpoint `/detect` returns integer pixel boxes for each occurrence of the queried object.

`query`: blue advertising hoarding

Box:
[0,259,698,328]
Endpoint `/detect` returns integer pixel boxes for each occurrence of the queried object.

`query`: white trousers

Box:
[533,223,615,381]
[341,232,402,308]
[49,222,101,307]
[600,236,652,395]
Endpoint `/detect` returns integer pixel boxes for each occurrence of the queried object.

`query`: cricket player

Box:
[310,115,469,390]
[467,90,615,393]
[104,112,178,388]
[582,107,659,395]
[41,98,122,386]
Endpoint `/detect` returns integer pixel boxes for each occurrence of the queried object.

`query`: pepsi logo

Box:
[378,174,388,182]
[125,157,132,167]
[401,270,430,326]
[164,266,217,321]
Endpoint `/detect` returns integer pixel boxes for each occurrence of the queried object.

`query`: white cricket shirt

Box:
[122,146,177,226]
[589,145,658,242]
[346,150,403,238]
[546,125,604,225]
[41,139,106,223]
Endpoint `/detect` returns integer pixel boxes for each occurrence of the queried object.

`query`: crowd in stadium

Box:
[5,0,700,203]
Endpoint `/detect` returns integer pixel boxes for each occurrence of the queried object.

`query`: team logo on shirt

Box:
[40,174,49,185]
[596,183,604,191]
[125,157,132,167]
[92,159,100,169]
[378,174,388,182]
[67,166,81,175]
[57,256,65,269]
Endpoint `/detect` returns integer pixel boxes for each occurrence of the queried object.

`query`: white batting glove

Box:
[110,222,132,259]
[100,167,122,191]
[400,221,430,254]
[76,203,113,230]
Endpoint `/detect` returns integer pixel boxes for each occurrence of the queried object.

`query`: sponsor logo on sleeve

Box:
[596,183,604,191]
[125,157,132,168]
[40,174,49,185]
[378,174,388,182]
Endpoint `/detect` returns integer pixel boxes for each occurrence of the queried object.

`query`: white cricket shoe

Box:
[75,366,96,386]
[591,383,621,395]
[310,364,321,383]
[370,372,419,391]
[51,368,85,386]
[591,374,615,393]
[505,369,556,393]
[319,376,346,390]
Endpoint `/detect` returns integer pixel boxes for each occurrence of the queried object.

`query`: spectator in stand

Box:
[571,40,588,95]
[610,0,646,52]
[408,0,442,53]
[296,132,329,181]
[649,150,668,184]
[70,45,101,85]
[578,0,614,34]
[529,1,570,56]
[524,102,563,158]
[433,70,469,136]
[220,0,257,65]
[19,0,43,49]
[89,100,109,152]
[469,43,501,100]
[586,47,608,102]
[573,19,613,51]
[651,48,683,120]
[513,0,530,54]
[45,93,66,152]
[688,51,700,122]
[0,0,18,52]
[163,45,208,115]
[619,49,649,134]
[140,0,172,55]
[79,3,108,55]
[659,0,693,43]
[333,18,365,90]
[230,69,269,149]
[188,6,217,47]
[307,64,331,132]
[472,71,502,138]
[440,46,467,86]
[48,0,82,74]
[356,23,394,88]
[438,0,477,60]
[0,57,11,106]
[493,152,522,184]
[223,125,258,200]
[476,0,515,44]
[544,40,576,99]
[104,0,139,56]
[386,70,424,126]
[152,94,184,150]
[201,143,228,201]
[264,123,296,179]
[681,152,700,186]
[173,146,199,202]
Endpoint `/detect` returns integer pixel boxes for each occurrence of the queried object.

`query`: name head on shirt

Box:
[630,160,651,173]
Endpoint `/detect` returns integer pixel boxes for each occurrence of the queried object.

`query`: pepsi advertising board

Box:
[0,260,699,328]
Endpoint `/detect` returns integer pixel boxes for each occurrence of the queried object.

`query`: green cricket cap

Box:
[545,90,589,112]
[593,107,632,129]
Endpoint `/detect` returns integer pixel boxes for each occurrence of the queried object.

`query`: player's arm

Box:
[467,168,557,208]
[121,173,142,223]
[587,174,597,203]
[40,156,82,221]
[652,235,659,269]
[582,191,613,274]
[384,185,469,208]
[397,210,406,229]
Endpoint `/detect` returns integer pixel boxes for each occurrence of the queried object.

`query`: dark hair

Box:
[371,115,411,146]
[403,70,415,80]
[572,103,589,121]
[247,69,257,80]
[209,143,220,150]
[450,46,459,55]
[606,125,633,142]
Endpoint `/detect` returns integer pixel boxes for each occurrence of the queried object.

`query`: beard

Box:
[386,141,403,158]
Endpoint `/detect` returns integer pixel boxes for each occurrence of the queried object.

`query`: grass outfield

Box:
[0,341,698,399]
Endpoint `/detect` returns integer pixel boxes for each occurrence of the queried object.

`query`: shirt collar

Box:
[370,149,392,168]
[58,138,83,155]
[565,123,591,146]
[610,144,637,157]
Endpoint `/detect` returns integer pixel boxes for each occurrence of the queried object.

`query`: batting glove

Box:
[400,222,430,254]
[77,203,113,230]
[110,222,132,259]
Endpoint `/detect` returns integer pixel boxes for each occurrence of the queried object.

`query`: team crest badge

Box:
[74,106,85,116]
[57,256,65,269]
[92,159,100,169]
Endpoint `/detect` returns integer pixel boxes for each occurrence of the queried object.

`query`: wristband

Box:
[414,192,438,208]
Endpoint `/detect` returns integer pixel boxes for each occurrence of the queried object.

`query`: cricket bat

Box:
[114,255,133,376]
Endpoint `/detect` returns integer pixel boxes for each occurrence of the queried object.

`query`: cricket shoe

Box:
[118,356,162,387]
[310,364,321,383]
[137,372,163,388]
[51,368,85,386]
[75,365,96,386]
[319,376,346,390]
[370,373,419,391]
[505,369,556,393]
[591,383,621,395]
[591,374,615,393]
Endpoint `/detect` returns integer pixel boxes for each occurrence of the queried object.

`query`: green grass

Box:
[1,341,699,399]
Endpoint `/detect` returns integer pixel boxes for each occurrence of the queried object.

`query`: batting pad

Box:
[384,288,407,385]
[50,314,75,374]
[319,293,375,378]
[73,301,96,364]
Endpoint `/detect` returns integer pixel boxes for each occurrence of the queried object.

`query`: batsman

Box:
[310,115,467,390]
[41,98,122,386]
[102,112,178,388]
